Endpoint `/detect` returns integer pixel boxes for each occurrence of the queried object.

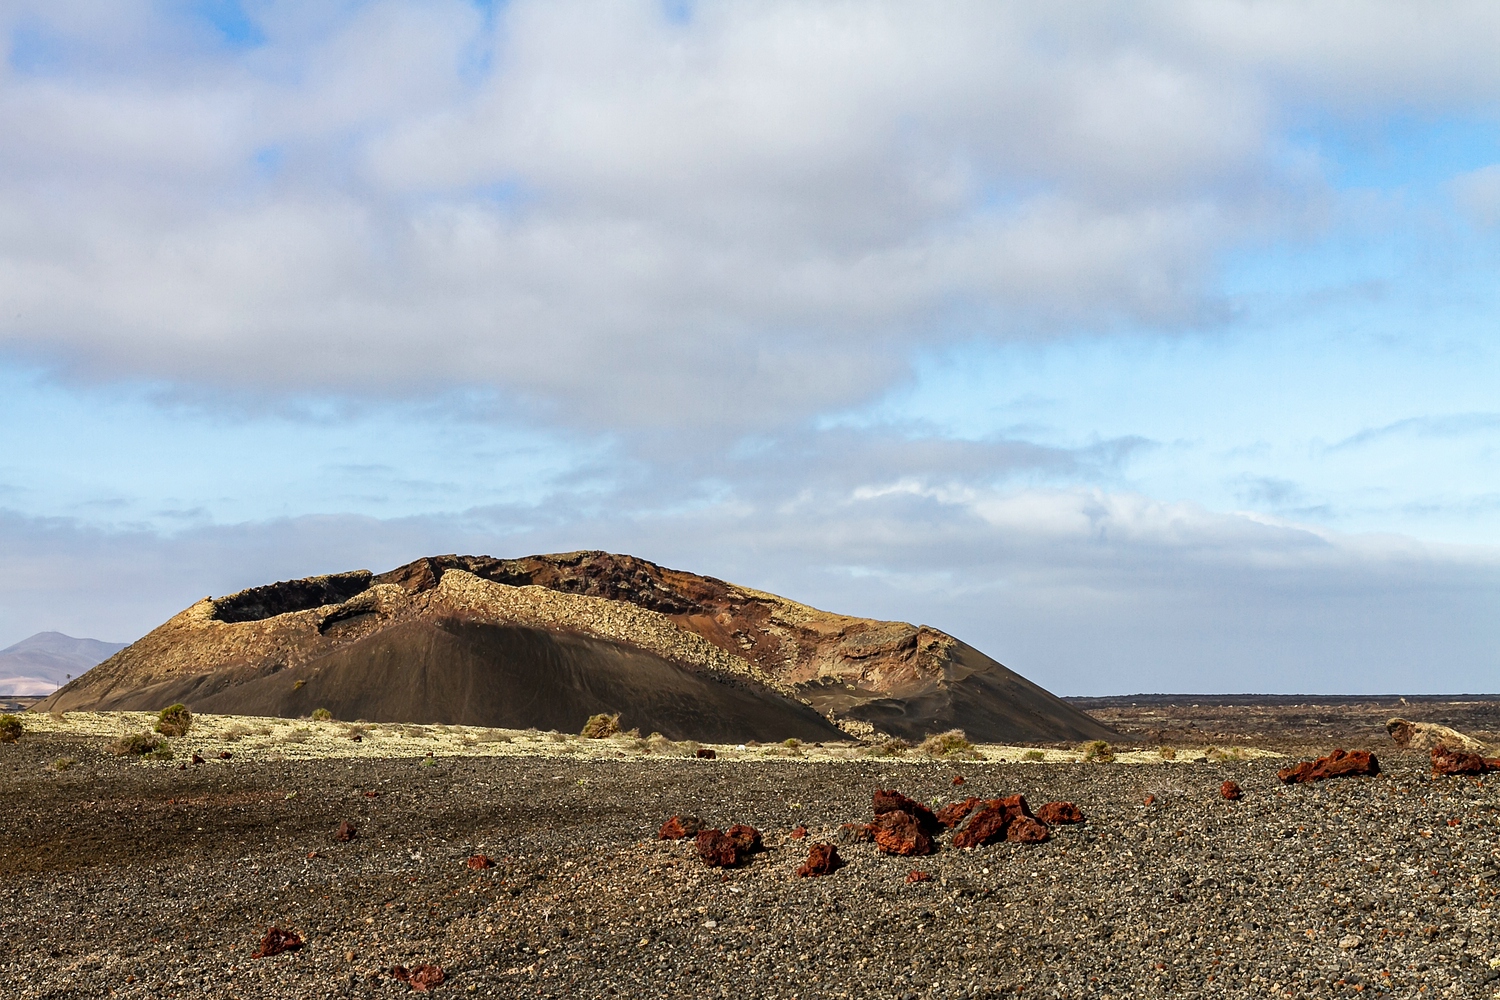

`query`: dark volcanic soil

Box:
[4,729,1500,999]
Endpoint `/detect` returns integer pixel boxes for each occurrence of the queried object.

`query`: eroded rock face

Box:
[796,843,843,877]
[1035,801,1085,824]
[1388,718,1490,754]
[658,816,702,840]
[1430,744,1492,776]
[1277,749,1380,784]
[872,811,936,856]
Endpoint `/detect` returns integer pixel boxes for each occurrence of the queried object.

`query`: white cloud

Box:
[1452,164,1500,228]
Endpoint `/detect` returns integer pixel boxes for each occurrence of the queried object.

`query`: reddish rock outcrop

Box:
[1219,781,1243,801]
[466,854,494,870]
[872,810,936,856]
[726,824,763,854]
[936,797,982,829]
[1431,744,1492,776]
[872,789,940,836]
[1277,748,1380,784]
[392,964,445,992]
[695,829,742,866]
[796,842,843,877]
[251,926,302,959]
[335,821,357,842]
[1005,816,1050,844]
[951,795,1034,849]
[658,815,703,840]
[1035,801,1084,824]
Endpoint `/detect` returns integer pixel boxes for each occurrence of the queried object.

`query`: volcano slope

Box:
[37,552,1114,743]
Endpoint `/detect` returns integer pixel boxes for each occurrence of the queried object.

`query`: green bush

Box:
[155,704,192,738]
[1080,740,1114,762]
[0,714,22,744]
[917,729,978,759]
[111,732,165,756]
[311,708,333,722]
[580,713,621,739]
[1022,749,1046,762]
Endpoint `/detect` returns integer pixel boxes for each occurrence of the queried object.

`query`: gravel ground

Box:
[3,730,1499,999]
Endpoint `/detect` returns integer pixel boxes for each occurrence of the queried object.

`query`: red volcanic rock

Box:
[1219,781,1243,801]
[872,810,936,856]
[936,797,982,829]
[191,753,204,765]
[695,829,743,867]
[789,824,808,840]
[906,870,933,883]
[658,815,703,840]
[952,795,1034,850]
[335,821,358,842]
[839,822,874,843]
[795,842,843,877]
[251,926,302,959]
[951,775,966,786]
[1277,748,1380,784]
[363,789,380,798]
[1431,745,1492,776]
[873,789,941,835]
[1035,801,1085,824]
[391,964,445,992]
[1143,794,1156,806]
[726,824,763,854]
[695,747,716,759]
[218,751,232,759]
[466,854,494,870]
[1005,816,1050,844]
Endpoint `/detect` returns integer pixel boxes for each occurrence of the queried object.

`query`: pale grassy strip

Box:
[22,711,1283,766]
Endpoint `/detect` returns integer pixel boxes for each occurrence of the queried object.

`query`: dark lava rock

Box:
[695,747,716,759]
[951,775,965,786]
[335,821,357,842]
[795,843,842,877]
[1035,800,1085,824]
[190,753,204,765]
[250,926,302,959]
[658,815,703,840]
[726,824,763,854]
[466,854,494,870]
[838,822,874,843]
[1219,781,1243,801]
[952,795,1034,850]
[696,829,746,867]
[1431,744,1492,776]
[1277,748,1380,784]
[872,810,936,856]
[392,964,445,991]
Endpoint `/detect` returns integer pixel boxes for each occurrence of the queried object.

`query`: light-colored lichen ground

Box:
[21,710,1282,766]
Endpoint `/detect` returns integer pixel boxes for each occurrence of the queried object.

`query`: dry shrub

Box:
[155,704,192,738]
[1206,746,1249,762]
[111,732,164,756]
[1022,749,1046,762]
[310,708,333,721]
[0,714,22,744]
[581,713,621,739]
[865,738,910,758]
[476,729,512,743]
[1158,746,1177,760]
[52,757,77,771]
[1080,740,1115,762]
[917,730,978,759]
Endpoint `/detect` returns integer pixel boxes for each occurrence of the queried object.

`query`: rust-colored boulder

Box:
[872,810,936,856]
[951,775,965,786]
[251,926,302,959]
[795,842,842,877]
[1035,801,1084,824]
[466,854,494,870]
[727,824,763,854]
[658,815,703,840]
[872,789,940,836]
[789,824,808,840]
[839,822,874,843]
[392,964,445,992]
[1005,816,1050,843]
[335,821,358,842]
[1277,748,1380,784]
[1431,744,1492,776]
[695,828,756,867]
[191,753,205,765]
[218,751,232,759]
[1219,781,1243,801]
[906,870,933,883]
[695,747,716,759]
[936,797,982,829]
[951,795,1034,849]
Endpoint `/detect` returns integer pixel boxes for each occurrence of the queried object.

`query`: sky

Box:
[1,0,1498,695]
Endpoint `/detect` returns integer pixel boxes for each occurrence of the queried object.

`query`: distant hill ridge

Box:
[37,552,1116,743]
[0,632,128,696]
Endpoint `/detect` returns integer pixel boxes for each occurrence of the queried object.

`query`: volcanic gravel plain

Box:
[3,700,1500,999]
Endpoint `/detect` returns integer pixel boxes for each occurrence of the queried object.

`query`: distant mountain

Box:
[0,632,128,696]
[39,552,1119,743]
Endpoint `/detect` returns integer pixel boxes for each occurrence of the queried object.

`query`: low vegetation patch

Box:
[51,757,77,771]
[864,738,910,758]
[581,713,622,739]
[1022,749,1046,762]
[1080,740,1115,762]
[0,714,22,743]
[155,704,193,738]
[111,732,165,756]
[1158,746,1177,760]
[310,708,333,722]
[917,729,979,759]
